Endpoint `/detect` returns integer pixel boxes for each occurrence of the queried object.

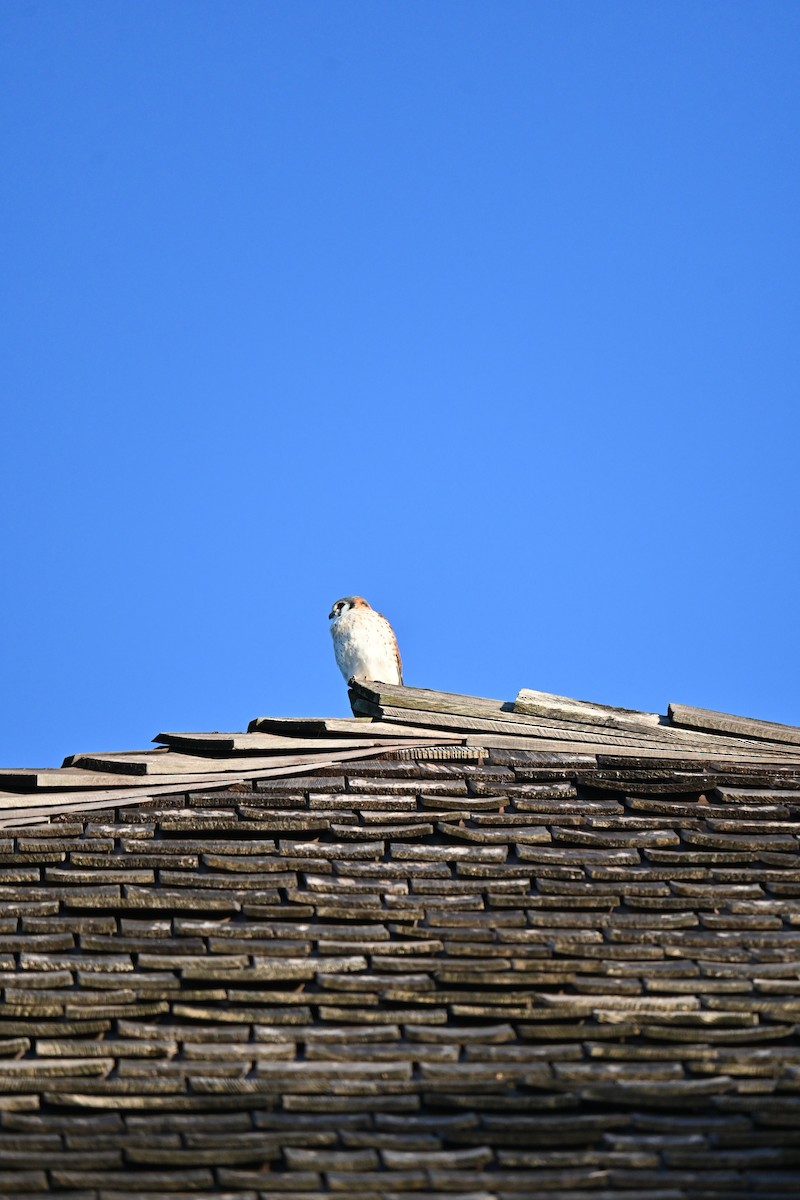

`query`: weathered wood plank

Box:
[247,716,366,735]
[0,769,154,793]
[246,717,442,739]
[458,734,618,754]
[351,683,774,753]
[348,680,517,719]
[460,734,796,760]
[67,738,444,777]
[155,731,284,752]
[355,699,675,745]
[160,720,431,748]
[62,749,167,775]
[669,702,800,746]
[0,741,462,826]
[352,703,800,763]
[515,688,662,730]
[152,732,427,755]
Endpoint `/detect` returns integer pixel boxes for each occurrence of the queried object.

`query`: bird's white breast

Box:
[330,608,401,684]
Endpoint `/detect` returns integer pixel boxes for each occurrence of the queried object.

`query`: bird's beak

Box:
[328,609,336,620]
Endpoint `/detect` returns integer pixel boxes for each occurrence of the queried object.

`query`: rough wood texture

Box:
[73,743,419,774]
[669,701,800,746]
[0,768,140,792]
[0,743,463,826]
[247,716,441,738]
[516,686,663,729]
[351,682,800,763]
[0,684,798,1194]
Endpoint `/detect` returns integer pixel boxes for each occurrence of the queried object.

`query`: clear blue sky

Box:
[2,1,798,767]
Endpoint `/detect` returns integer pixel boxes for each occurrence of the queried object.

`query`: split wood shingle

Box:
[0,682,799,1196]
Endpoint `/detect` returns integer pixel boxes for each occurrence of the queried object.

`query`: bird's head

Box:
[328,596,370,620]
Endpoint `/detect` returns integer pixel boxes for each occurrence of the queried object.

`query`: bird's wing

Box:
[376,609,403,685]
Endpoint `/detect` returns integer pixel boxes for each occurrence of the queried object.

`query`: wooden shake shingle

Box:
[0,682,798,1195]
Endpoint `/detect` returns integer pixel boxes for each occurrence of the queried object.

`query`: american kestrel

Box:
[328,596,403,685]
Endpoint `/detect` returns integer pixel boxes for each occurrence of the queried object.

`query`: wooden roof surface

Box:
[0,683,799,1196]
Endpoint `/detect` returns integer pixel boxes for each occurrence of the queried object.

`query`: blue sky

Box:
[1,1,798,767]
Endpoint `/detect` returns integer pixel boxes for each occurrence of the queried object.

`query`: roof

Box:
[1,682,800,1197]
[5,681,800,827]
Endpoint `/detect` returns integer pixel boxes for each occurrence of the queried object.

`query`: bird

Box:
[328,596,403,685]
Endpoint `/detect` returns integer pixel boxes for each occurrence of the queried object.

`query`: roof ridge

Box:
[2,682,798,827]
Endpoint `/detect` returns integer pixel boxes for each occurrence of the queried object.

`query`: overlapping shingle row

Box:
[0,684,799,1197]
